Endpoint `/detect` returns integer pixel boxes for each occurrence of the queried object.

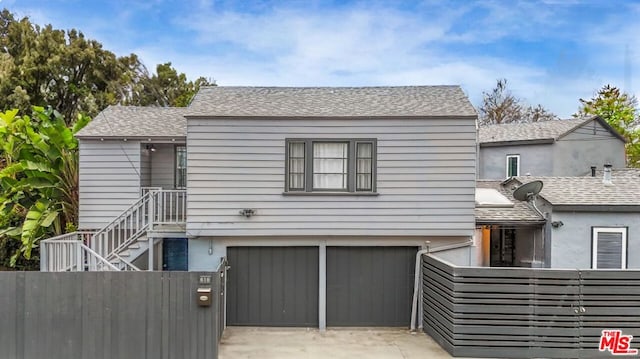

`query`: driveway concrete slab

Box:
[219,327,458,359]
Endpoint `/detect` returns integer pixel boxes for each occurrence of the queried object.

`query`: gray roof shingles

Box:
[184,86,477,118]
[479,118,592,144]
[75,105,186,138]
[475,180,545,223]
[510,176,640,206]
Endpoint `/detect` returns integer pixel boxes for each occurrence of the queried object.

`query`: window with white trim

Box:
[175,145,187,189]
[506,154,520,177]
[592,227,627,269]
[285,139,376,193]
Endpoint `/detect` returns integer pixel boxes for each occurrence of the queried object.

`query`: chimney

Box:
[590,166,597,177]
[603,164,613,186]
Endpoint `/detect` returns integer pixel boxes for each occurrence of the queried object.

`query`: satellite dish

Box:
[513,180,543,202]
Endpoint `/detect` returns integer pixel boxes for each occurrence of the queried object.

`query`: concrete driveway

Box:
[219,327,456,359]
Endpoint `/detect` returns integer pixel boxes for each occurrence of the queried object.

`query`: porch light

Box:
[146,144,156,152]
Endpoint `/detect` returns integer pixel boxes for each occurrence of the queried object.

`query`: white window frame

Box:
[506,154,520,178]
[175,145,187,189]
[592,227,627,269]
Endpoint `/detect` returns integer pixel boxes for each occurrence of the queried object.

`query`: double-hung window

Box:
[285,139,376,193]
[592,227,627,269]
[506,154,520,177]
[175,145,187,189]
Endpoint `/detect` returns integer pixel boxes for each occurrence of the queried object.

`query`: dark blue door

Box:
[162,238,188,271]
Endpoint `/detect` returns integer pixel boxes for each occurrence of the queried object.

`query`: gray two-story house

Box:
[478,117,626,179]
[43,86,479,329]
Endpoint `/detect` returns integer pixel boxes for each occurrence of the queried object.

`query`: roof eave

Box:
[183,114,479,120]
[479,138,555,147]
[552,204,640,212]
[555,115,627,143]
[75,135,187,141]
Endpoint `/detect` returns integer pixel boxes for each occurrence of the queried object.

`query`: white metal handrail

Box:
[92,189,186,263]
[41,189,187,272]
[40,234,119,272]
[152,190,187,225]
[92,191,153,261]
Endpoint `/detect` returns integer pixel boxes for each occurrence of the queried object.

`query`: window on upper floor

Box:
[285,139,377,193]
[592,227,627,269]
[506,154,520,177]
[175,145,187,189]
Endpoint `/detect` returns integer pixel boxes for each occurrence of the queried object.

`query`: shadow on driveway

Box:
[219,327,458,359]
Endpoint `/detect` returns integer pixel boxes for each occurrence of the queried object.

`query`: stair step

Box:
[119,250,131,257]
[137,236,149,242]
[128,244,141,249]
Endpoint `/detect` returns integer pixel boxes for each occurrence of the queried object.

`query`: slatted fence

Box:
[423,254,640,358]
[0,270,225,359]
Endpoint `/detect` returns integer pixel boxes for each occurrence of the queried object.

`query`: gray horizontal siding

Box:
[151,144,177,189]
[187,118,476,237]
[78,140,141,230]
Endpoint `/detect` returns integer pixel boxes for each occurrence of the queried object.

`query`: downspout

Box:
[410,239,474,331]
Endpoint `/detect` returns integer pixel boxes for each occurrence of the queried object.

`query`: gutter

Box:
[410,239,474,331]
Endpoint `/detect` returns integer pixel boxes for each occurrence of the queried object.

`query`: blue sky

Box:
[4,0,640,117]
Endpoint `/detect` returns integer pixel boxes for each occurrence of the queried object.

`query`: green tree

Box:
[575,85,640,167]
[0,107,89,265]
[123,62,214,107]
[0,9,213,122]
[479,79,557,125]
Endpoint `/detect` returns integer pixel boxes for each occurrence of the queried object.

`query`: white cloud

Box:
[9,0,640,118]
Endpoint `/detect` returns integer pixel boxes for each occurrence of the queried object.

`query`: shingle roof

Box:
[475,180,545,223]
[479,117,594,144]
[509,176,640,206]
[76,106,186,138]
[185,86,477,118]
[587,168,640,179]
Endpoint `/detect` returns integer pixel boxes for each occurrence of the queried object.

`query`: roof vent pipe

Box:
[590,166,596,177]
[603,164,613,186]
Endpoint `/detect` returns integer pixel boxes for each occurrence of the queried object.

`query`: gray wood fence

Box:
[0,270,225,359]
[423,254,640,358]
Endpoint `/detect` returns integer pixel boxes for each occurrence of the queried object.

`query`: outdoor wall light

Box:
[145,144,156,152]
[551,221,564,228]
[239,208,256,217]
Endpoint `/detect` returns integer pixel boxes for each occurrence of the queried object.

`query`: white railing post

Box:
[149,191,155,231]
[76,240,83,271]
[40,242,48,272]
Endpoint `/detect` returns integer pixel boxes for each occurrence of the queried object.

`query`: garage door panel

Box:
[327,246,416,326]
[227,246,319,326]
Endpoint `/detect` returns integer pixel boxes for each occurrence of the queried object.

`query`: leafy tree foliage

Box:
[575,85,640,167]
[123,62,213,107]
[478,79,557,126]
[0,9,213,122]
[0,107,89,267]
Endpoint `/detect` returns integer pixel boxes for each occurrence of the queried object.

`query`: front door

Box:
[162,238,188,271]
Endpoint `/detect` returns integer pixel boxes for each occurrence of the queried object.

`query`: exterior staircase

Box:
[40,189,186,271]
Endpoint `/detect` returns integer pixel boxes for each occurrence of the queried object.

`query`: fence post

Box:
[40,242,48,272]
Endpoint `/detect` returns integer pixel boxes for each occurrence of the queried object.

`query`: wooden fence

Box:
[423,254,640,358]
[0,270,226,359]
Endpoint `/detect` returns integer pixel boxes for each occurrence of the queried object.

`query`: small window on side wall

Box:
[285,139,376,193]
[175,145,187,189]
[592,227,627,269]
[506,155,520,178]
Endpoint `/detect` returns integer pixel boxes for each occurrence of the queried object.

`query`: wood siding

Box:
[553,119,626,176]
[151,143,178,189]
[186,118,476,237]
[78,140,141,230]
